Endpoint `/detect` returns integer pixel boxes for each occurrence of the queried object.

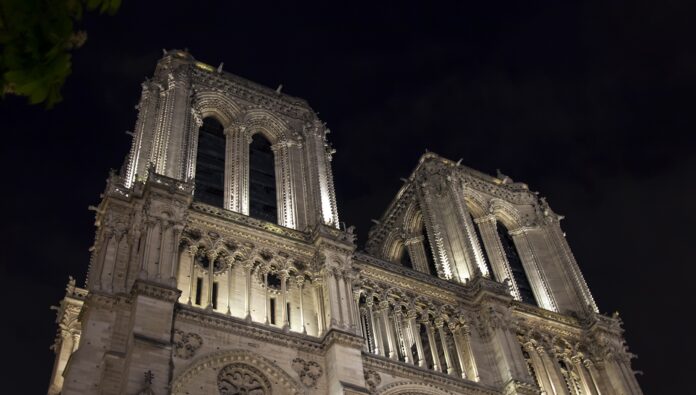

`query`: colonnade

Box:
[358,296,478,381]
[177,245,323,336]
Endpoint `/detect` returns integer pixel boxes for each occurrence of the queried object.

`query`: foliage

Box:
[0,0,120,108]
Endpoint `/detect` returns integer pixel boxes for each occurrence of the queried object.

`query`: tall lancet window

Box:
[249,133,278,223]
[194,117,225,207]
[497,222,537,305]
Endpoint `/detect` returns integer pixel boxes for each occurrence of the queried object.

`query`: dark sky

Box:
[0,0,692,392]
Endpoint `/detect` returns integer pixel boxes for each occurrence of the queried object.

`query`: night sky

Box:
[0,1,692,392]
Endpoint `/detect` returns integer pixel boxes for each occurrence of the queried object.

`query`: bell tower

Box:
[124,49,339,231]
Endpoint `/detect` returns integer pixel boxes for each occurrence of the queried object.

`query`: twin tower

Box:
[47,50,643,395]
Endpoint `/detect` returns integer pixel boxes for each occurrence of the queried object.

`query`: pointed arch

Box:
[376,381,456,395]
[241,108,292,144]
[170,349,303,395]
[192,91,243,129]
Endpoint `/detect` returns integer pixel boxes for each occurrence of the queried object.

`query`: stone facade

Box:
[47,49,643,395]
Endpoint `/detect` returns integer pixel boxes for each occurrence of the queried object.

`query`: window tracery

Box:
[217,363,271,395]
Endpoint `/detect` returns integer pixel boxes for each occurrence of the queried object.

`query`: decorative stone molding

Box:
[291,357,323,388]
[364,368,381,393]
[130,279,181,303]
[171,349,302,394]
[172,329,203,359]
[217,363,271,395]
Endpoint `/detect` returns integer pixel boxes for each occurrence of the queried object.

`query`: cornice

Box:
[190,66,313,121]
[363,353,498,395]
[131,279,182,303]
[176,305,363,355]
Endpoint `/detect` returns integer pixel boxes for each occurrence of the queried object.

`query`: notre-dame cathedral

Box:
[47,50,643,395]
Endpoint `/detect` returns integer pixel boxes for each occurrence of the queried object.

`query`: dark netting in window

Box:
[400,245,414,269]
[249,133,277,223]
[497,222,537,305]
[422,231,438,276]
[194,117,225,207]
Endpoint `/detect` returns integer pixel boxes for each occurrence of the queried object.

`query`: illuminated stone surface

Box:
[47,50,643,395]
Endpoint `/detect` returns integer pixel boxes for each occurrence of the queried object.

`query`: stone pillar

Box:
[324,268,343,329]
[536,346,569,395]
[263,270,270,325]
[379,301,398,360]
[226,261,233,315]
[572,355,599,395]
[475,215,521,299]
[243,262,253,321]
[435,318,454,375]
[297,276,306,334]
[223,123,250,214]
[394,310,410,364]
[449,323,469,379]
[186,246,197,305]
[400,312,415,365]
[521,342,555,394]
[367,299,383,357]
[423,320,442,372]
[404,235,430,273]
[481,307,536,393]
[271,142,298,229]
[206,251,217,310]
[97,281,180,395]
[280,270,290,330]
[168,224,184,286]
[408,312,426,367]
[509,227,558,311]
[313,280,326,336]
[353,289,363,337]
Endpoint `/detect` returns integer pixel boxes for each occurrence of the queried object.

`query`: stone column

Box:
[263,270,270,325]
[271,142,297,229]
[408,311,426,367]
[343,273,358,332]
[168,224,184,286]
[537,345,569,395]
[572,355,599,395]
[435,318,454,375]
[394,310,410,364]
[297,276,306,334]
[367,299,383,357]
[186,246,198,305]
[226,261,233,315]
[399,312,415,365]
[206,251,217,310]
[449,323,469,379]
[509,228,558,311]
[243,262,253,321]
[313,280,326,336]
[224,123,250,214]
[423,320,442,372]
[521,342,554,394]
[475,215,521,299]
[280,270,290,331]
[379,301,398,360]
[404,235,430,273]
[353,289,363,337]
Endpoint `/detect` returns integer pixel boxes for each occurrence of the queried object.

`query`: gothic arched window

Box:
[399,245,414,269]
[249,133,278,223]
[497,222,537,305]
[194,117,225,207]
[217,363,270,395]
